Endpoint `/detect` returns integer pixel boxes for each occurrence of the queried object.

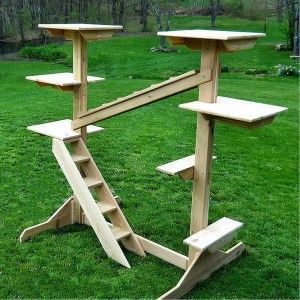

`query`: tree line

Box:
[0,0,298,51]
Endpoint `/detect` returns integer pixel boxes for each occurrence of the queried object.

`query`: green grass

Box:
[0,16,299,299]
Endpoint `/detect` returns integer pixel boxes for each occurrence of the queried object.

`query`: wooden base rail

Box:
[72,69,212,129]
[20,197,245,299]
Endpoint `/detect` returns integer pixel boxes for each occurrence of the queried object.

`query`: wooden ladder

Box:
[52,137,145,267]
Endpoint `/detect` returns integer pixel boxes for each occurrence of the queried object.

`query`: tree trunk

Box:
[0,8,4,39]
[264,0,268,33]
[78,0,82,22]
[210,0,220,28]
[84,0,88,23]
[112,0,118,25]
[155,5,165,48]
[97,0,102,23]
[39,0,46,41]
[17,0,25,42]
[277,0,285,22]
[64,0,69,23]
[285,0,297,50]
[141,0,149,31]
[118,0,124,25]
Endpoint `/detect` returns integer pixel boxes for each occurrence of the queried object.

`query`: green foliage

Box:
[276,64,300,77]
[19,45,68,62]
[222,0,244,17]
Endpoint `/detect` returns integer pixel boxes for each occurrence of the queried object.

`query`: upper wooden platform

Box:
[39,23,123,41]
[179,96,287,129]
[157,29,266,52]
[26,73,104,91]
[28,119,104,141]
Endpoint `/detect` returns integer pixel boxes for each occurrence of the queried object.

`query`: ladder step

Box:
[184,217,243,252]
[97,202,118,214]
[110,226,131,241]
[83,176,103,188]
[71,154,90,164]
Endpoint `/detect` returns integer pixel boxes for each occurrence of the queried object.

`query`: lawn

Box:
[0,16,298,299]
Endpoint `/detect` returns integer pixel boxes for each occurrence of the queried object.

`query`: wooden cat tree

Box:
[20,24,287,298]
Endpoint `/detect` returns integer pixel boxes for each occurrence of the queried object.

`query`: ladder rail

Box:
[52,138,131,268]
[71,138,145,256]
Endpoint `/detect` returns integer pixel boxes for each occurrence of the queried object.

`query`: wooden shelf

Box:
[184,217,243,252]
[26,72,104,91]
[157,154,216,180]
[39,23,123,41]
[157,29,266,52]
[27,119,104,141]
[179,96,287,129]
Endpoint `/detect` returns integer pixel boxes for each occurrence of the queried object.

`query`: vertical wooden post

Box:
[72,33,88,221]
[73,33,88,142]
[189,40,220,262]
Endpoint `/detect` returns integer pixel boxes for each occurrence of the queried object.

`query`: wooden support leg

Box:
[20,196,75,242]
[189,40,220,262]
[159,242,245,299]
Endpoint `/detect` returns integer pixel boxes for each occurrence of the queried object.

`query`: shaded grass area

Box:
[0,16,299,299]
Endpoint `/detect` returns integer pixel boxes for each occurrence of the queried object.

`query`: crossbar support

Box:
[72,70,212,129]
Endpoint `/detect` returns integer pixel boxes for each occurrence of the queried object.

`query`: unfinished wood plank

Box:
[83,176,103,188]
[157,29,265,41]
[157,155,196,176]
[27,119,103,141]
[223,39,257,52]
[71,138,145,257]
[71,153,90,164]
[179,97,287,125]
[72,70,211,129]
[189,40,219,262]
[73,33,88,141]
[20,197,74,242]
[52,138,130,268]
[39,24,123,41]
[111,226,131,241]
[97,202,118,214]
[159,242,245,299]
[184,217,243,252]
[137,235,188,270]
[156,154,217,179]
[39,24,123,31]
[26,73,104,87]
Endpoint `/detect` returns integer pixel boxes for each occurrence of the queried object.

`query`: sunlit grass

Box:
[0,16,298,299]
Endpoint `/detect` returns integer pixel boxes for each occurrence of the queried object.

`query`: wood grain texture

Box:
[26,73,104,87]
[27,119,103,141]
[184,217,243,252]
[179,97,287,123]
[72,70,211,129]
[159,242,245,299]
[157,29,265,40]
[156,154,216,178]
[52,138,131,268]
[189,40,219,262]
[137,235,188,270]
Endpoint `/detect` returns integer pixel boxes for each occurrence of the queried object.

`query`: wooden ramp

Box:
[52,138,145,267]
[72,69,211,129]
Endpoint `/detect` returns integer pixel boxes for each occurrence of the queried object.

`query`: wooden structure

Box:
[20,25,287,298]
